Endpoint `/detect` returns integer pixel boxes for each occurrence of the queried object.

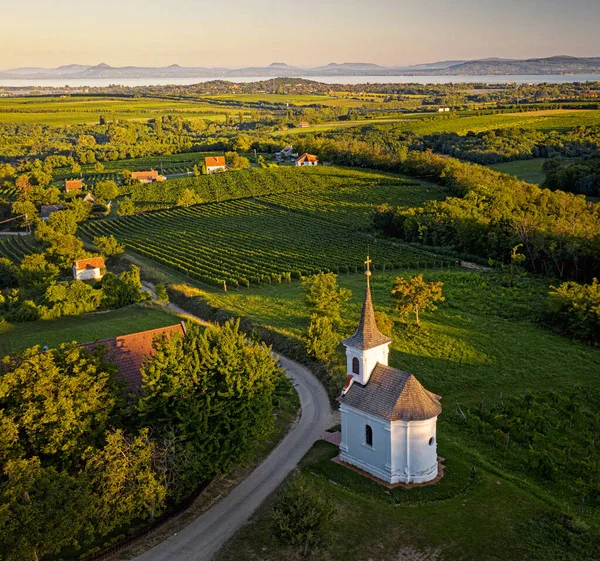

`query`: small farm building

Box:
[205,156,227,174]
[73,256,106,281]
[295,153,319,166]
[65,179,83,192]
[131,170,166,183]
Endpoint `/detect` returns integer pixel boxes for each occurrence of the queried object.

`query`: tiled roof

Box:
[295,153,318,163]
[205,156,226,167]
[131,170,159,180]
[342,278,392,351]
[40,204,66,218]
[82,323,186,391]
[65,179,83,191]
[74,256,105,271]
[340,363,442,421]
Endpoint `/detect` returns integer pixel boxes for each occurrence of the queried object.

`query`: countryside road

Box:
[134,288,334,561]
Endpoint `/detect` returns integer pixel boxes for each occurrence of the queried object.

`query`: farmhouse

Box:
[205,156,227,174]
[72,256,105,281]
[275,146,298,161]
[297,121,310,128]
[82,323,186,391]
[295,153,319,166]
[437,107,451,112]
[40,204,65,221]
[337,257,442,485]
[65,179,83,192]
[131,170,166,183]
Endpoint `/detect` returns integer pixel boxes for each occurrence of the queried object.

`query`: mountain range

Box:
[2,56,600,80]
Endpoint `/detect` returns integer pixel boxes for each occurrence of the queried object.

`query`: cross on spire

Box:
[365,254,372,278]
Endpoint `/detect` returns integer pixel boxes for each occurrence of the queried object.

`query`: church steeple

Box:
[342,255,392,351]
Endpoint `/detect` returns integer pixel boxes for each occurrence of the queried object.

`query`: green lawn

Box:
[0,303,180,355]
[199,269,600,560]
[489,158,547,184]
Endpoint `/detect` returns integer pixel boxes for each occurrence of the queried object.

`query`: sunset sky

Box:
[2,0,599,69]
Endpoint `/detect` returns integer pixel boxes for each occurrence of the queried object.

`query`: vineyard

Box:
[0,235,39,262]
[79,199,447,288]
[261,176,446,228]
[128,166,443,214]
[0,186,17,200]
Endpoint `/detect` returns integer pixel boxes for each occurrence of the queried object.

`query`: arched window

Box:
[365,424,373,447]
[352,357,360,375]
[429,436,435,446]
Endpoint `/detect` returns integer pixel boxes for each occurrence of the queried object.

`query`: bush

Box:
[304,314,339,364]
[546,278,600,344]
[271,478,336,551]
[154,283,169,303]
[374,311,394,336]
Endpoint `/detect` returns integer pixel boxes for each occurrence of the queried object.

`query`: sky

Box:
[2,0,599,69]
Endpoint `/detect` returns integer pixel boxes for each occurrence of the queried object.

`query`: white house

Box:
[73,256,105,281]
[205,156,227,174]
[338,258,442,485]
[295,153,318,166]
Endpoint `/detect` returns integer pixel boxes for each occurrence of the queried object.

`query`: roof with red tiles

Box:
[205,156,226,167]
[65,179,83,191]
[295,153,318,163]
[131,170,159,180]
[82,323,186,391]
[73,256,105,271]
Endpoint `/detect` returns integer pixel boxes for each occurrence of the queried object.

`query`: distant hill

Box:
[1,56,600,80]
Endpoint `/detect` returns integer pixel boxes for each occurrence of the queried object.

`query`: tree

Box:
[0,257,17,288]
[47,209,79,235]
[390,274,444,326]
[0,457,93,561]
[301,272,351,327]
[304,314,339,363]
[117,196,136,216]
[177,188,203,207]
[225,151,251,170]
[136,320,281,498]
[94,235,125,260]
[101,265,146,309]
[547,278,600,344]
[233,134,252,153]
[154,283,169,303]
[0,343,120,468]
[374,311,394,336]
[43,233,87,271]
[93,179,119,200]
[16,254,59,294]
[271,478,335,553]
[42,280,102,319]
[84,428,166,535]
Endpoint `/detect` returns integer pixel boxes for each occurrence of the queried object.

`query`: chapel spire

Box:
[341,255,392,351]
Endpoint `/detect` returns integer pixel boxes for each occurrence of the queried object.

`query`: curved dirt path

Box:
[134,285,333,561]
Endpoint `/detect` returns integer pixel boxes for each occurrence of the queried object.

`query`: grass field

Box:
[0,303,179,356]
[489,158,548,184]
[275,109,600,137]
[0,96,236,125]
[183,269,600,561]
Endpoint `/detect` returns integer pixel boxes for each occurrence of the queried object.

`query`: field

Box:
[170,269,600,561]
[276,109,600,137]
[0,302,179,356]
[0,234,39,262]
[79,199,448,289]
[488,158,547,184]
[123,166,446,214]
[0,96,237,125]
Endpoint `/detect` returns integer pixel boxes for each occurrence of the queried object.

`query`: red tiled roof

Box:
[82,323,186,391]
[131,170,159,180]
[65,179,83,191]
[295,153,318,163]
[74,256,105,271]
[205,156,226,167]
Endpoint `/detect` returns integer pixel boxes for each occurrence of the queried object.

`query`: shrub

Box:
[271,478,336,551]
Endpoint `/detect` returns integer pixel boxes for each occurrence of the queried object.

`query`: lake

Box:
[1,74,600,87]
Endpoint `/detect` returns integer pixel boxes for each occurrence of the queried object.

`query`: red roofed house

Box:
[65,179,83,192]
[295,153,319,167]
[131,170,166,184]
[337,256,442,485]
[73,256,106,281]
[297,121,310,128]
[205,156,227,174]
[82,323,186,392]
